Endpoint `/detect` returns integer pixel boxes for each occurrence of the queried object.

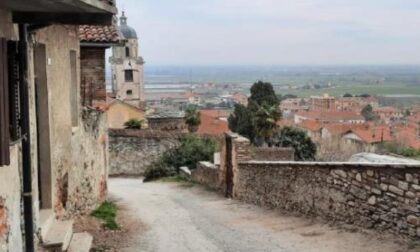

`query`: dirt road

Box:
[109,178,417,252]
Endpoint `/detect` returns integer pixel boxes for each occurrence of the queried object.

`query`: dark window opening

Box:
[126,90,133,95]
[125,47,130,57]
[125,70,134,82]
[0,38,21,166]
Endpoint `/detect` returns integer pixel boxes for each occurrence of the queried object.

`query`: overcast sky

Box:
[117,0,420,66]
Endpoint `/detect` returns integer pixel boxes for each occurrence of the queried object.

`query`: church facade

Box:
[110,12,146,109]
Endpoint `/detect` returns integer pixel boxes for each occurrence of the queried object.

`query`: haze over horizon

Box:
[118,0,420,66]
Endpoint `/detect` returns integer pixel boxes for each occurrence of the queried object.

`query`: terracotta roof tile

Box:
[197,110,230,136]
[299,120,322,132]
[394,127,420,149]
[347,125,393,144]
[78,25,120,43]
[296,110,364,122]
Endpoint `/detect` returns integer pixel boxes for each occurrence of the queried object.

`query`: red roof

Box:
[394,127,420,149]
[373,106,400,113]
[322,123,369,136]
[79,25,120,43]
[299,120,322,132]
[296,110,364,122]
[346,125,393,144]
[197,110,230,136]
[277,119,294,128]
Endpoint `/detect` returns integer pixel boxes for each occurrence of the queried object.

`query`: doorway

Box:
[34,43,52,209]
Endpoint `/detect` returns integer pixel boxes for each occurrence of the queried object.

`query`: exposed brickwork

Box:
[0,199,8,238]
[80,47,107,102]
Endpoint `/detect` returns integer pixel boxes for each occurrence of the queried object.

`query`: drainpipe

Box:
[18,23,35,252]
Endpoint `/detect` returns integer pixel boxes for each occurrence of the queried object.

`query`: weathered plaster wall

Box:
[107,101,145,129]
[109,129,183,176]
[0,145,23,252]
[35,26,108,217]
[35,25,80,216]
[0,10,25,252]
[235,161,420,239]
[68,108,108,216]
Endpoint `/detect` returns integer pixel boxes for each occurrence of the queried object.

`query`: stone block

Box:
[412,184,420,191]
[389,185,404,196]
[398,181,409,191]
[380,183,388,191]
[406,173,413,182]
[406,191,415,199]
[333,169,347,178]
[366,170,375,177]
[407,215,419,226]
[356,173,362,182]
[371,188,382,195]
[368,196,377,205]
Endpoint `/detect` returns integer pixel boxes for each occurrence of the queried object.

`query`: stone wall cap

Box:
[240,161,420,169]
[199,161,217,169]
[109,128,186,139]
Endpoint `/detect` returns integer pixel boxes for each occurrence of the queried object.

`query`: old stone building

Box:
[0,0,116,251]
[110,12,145,109]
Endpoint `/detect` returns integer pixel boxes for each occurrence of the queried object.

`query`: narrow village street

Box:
[109,178,417,252]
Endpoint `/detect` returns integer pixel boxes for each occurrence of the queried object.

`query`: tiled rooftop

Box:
[78,25,120,43]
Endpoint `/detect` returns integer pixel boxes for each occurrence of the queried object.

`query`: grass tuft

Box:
[91,201,119,230]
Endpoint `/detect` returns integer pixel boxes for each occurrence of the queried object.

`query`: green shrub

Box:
[124,118,144,129]
[91,201,119,230]
[271,127,317,161]
[143,159,176,182]
[382,142,420,158]
[144,135,219,181]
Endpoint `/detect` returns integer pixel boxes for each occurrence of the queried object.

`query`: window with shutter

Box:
[8,41,20,142]
[0,38,10,166]
[0,38,21,167]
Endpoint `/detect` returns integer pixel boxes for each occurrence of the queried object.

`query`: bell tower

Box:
[110,11,145,109]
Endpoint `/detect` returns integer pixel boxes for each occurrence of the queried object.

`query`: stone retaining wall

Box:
[191,162,220,190]
[235,161,420,239]
[109,129,185,176]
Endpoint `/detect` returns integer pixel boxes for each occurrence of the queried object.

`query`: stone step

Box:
[67,232,93,252]
[41,219,74,251]
[39,209,55,240]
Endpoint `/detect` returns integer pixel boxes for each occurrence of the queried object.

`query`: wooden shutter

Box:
[7,41,20,142]
[0,38,10,166]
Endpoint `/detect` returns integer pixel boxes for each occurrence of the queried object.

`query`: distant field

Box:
[274,84,420,97]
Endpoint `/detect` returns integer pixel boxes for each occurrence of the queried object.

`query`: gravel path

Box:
[109,178,416,252]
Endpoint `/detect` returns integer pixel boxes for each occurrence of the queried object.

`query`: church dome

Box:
[119,11,137,39]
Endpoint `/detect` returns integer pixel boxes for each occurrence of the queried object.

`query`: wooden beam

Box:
[13,12,113,25]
